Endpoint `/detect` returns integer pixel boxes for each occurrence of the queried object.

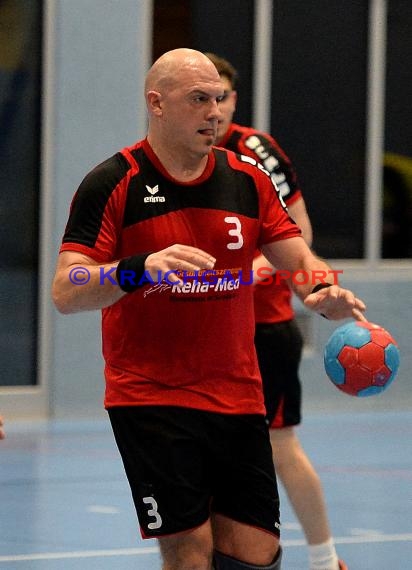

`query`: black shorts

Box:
[108,406,280,538]
[254,319,303,429]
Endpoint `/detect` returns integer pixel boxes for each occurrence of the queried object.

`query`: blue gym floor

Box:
[1,411,412,569]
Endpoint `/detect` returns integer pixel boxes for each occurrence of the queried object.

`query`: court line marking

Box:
[283,533,412,546]
[0,547,159,562]
[87,505,121,514]
[1,533,412,562]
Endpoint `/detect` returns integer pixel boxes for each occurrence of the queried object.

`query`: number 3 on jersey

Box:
[224,216,244,250]
[142,496,163,530]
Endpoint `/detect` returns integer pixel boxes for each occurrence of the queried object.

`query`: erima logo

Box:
[144,184,165,203]
[146,184,159,195]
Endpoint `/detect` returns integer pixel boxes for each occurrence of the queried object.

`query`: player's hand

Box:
[145,244,216,282]
[304,285,367,321]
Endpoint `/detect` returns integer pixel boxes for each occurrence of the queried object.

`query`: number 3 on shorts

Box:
[142,496,163,530]
[225,216,244,250]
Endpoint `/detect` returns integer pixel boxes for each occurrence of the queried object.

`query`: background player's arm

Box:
[262,237,366,321]
[288,198,313,246]
[253,196,313,283]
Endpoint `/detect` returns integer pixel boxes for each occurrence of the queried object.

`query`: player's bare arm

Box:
[52,251,126,314]
[52,245,216,314]
[253,196,313,284]
[262,237,366,321]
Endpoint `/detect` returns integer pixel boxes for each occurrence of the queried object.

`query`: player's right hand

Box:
[145,244,216,283]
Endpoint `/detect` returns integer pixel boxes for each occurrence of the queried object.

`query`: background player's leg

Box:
[270,427,340,570]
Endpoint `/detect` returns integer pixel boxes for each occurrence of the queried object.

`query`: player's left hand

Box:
[304,285,367,321]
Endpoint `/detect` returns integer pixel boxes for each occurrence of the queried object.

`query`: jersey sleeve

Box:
[60,153,130,262]
[236,129,302,206]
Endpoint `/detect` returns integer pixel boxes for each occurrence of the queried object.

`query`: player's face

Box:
[161,66,224,157]
[216,75,237,144]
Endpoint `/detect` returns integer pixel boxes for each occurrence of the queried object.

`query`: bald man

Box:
[52,48,366,570]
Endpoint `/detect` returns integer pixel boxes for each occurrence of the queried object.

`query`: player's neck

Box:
[147,136,210,182]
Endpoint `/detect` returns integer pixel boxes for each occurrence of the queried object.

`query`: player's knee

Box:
[162,551,212,570]
[213,547,282,569]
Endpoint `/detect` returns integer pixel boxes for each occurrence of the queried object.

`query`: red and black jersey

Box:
[219,123,303,324]
[60,139,301,414]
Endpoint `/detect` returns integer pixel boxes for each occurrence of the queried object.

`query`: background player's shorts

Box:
[254,319,303,429]
[108,406,280,538]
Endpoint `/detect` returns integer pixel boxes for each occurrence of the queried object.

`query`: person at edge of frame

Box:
[0,415,5,439]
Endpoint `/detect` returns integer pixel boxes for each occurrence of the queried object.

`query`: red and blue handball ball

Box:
[324,321,400,397]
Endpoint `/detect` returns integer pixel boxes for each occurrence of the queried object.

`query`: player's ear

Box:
[146,90,163,116]
[232,90,238,105]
